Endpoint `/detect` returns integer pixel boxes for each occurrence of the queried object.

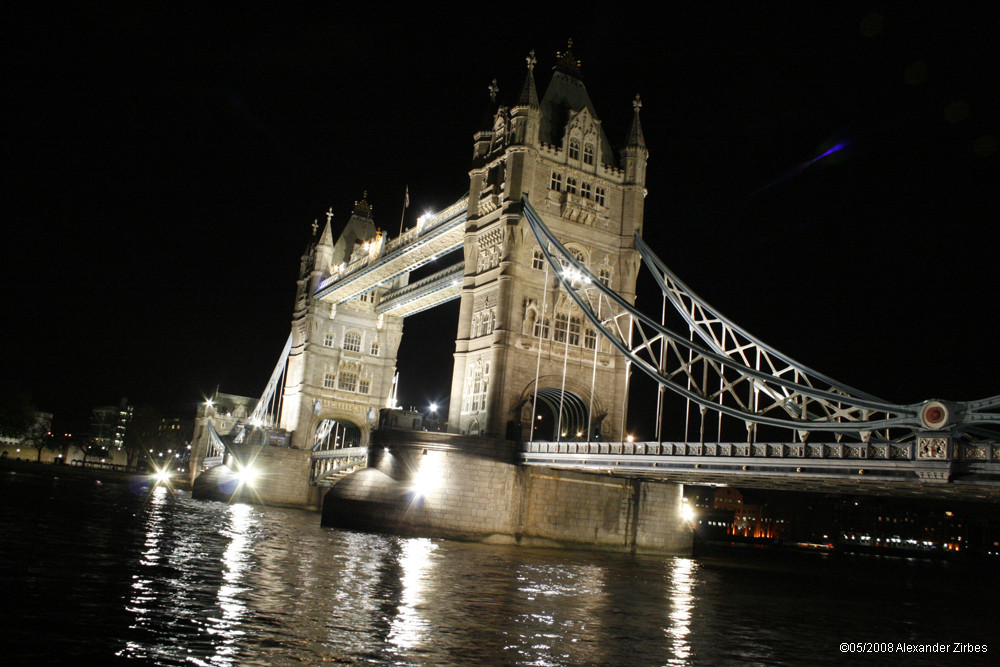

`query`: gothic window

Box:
[566,177,577,195]
[599,267,612,287]
[533,317,550,339]
[569,139,580,160]
[343,331,361,352]
[532,248,545,270]
[358,377,370,394]
[581,182,592,199]
[338,371,358,392]
[595,186,606,206]
[569,316,582,346]
[463,362,490,413]
[370,339,380,356]
[583,144,595,165]
[550,171,562,191]
[323,331,334,347]
[584,328,597,350]
[323,373,336,389]
[554,312,568,343]
[472,312,481,337]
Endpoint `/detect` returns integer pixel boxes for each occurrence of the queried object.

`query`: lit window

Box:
[343,331,361,352]
[324,373,336,389]
[550,172,562,191]
[532,248,545,270]
[569,139,580,160]
[338,372,357,392]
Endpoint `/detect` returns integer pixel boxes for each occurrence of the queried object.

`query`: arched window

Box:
[343,331,361,352]
[532,248,545,270]
[370,339,380,356]
[584,328,597,350]
[323,331,334,347]
[550,171,562,191]
[323,372,336,389]
[566,177,577,195]
[569,139,580,160]
[595,186,606,206]
[554,312,568,343]
[583,144,595,165]
[581,182,592,199]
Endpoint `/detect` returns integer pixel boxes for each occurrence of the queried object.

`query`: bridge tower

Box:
[448,45,648,441]
[280,197,406,449]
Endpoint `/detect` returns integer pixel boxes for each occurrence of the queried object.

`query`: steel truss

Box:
[521,196,1000,441]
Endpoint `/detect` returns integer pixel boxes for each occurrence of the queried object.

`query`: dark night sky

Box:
[4,4,998,436]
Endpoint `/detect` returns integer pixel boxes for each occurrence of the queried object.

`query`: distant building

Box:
[89,398,133,463]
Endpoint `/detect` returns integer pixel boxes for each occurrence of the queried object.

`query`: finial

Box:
[354,191,373,216]
[526,49,536,72]
[488,78,499,104]
[555,39,581,75]
[311,219,318,236]
[326,206,333,225]
[633,94,642,113]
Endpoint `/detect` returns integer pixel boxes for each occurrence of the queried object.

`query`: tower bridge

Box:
[191,46,999,553]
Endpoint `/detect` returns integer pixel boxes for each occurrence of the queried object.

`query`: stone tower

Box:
[280,197,406,449]
[447,45,648,441]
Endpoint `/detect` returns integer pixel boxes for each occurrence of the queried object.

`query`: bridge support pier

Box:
[192,443,318,509]
[322,431,693,555]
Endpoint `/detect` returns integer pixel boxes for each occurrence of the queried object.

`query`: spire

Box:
[488,78,499,105]
[518,50,539,107]
[554,39,582,78]
[318,207,334,248]
[626,94,646,149]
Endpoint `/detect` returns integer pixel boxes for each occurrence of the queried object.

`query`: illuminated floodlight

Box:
[234,464,258,488]
[626,434,635,443]
[410,455,440,498]
[152,469,171,485]
[417,211,434,226]
[428,402,438,413]
[680,498,695,523]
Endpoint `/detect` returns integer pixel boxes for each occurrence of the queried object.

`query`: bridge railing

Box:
[525,439,999,463]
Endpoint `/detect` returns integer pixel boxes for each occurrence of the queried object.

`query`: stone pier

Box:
[322,430,692,555]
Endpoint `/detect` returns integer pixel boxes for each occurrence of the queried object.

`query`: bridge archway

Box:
[312,416,364,451]
[515,380,607,442]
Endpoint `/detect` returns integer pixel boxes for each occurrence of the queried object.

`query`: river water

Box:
[1,468,995,665]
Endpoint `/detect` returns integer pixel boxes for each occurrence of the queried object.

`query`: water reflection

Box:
[387,537,437,651]
[666,557,697,665]
[207,503,255,664]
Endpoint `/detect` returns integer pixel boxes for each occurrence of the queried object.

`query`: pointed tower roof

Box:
[518,50,539,107]
[538,41,614,162]
[317,207,334,248]
[626,94,647,150]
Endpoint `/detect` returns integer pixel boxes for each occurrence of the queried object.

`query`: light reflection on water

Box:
[1,473,997,666]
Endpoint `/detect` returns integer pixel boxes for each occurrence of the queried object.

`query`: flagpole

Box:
[398,185,409,235]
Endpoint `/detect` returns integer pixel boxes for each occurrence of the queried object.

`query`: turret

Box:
[622,95,648,187]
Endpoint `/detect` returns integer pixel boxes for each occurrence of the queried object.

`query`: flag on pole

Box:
[404,185,409,208]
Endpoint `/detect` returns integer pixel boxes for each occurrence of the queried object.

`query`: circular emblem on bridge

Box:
[919,400,951,430]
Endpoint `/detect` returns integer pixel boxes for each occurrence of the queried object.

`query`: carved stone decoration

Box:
[963,444,987,460]
[917,437,950,460]
[890,445,909,460]
[871,445,888,459]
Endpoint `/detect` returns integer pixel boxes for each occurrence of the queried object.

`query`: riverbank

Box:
[0,457,191,489]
